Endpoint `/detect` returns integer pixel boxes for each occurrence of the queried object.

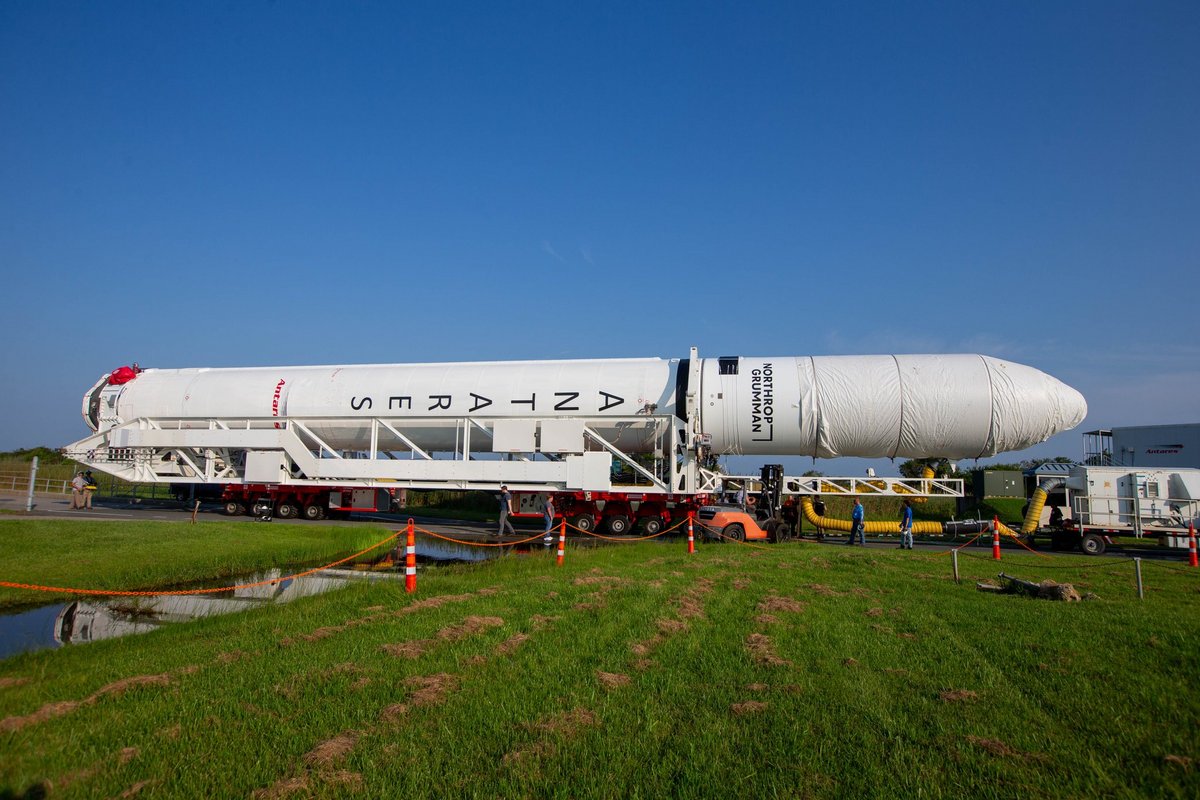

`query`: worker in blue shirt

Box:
[899,500,914,549]
[846,497,866,545]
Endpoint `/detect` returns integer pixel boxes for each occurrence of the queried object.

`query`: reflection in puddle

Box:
[1,533,500,660]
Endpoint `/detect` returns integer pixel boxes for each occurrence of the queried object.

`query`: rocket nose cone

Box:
[983,358,1088,454]
[1060,381,1088,430]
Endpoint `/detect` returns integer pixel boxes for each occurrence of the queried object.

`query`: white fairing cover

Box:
[702,355,1086,459]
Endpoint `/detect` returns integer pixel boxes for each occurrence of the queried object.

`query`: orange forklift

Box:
[696,465,795,543]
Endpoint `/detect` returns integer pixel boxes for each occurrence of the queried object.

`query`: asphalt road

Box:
[1,490,1192,564]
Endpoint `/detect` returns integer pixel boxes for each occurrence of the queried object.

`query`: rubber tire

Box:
[640,517,663,536]
[723,523,745,542]
[606,515,631,535]
[224,501,245,516]
[276,501,300,519]
[1080,532,1106,556]
[302,503,325,521]
[771,522,792,543]
[569,514,595,533]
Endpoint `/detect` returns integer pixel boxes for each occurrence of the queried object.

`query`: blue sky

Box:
[1,1,1197,477]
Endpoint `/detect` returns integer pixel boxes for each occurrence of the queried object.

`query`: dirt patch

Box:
[304,731,360,767]
[437,616,504,640]
[156,723,182,740]
[573,576,624,586]
[732,578,752,590]
[758,595,806,614]
[807,584,842,596]
[119,778,156,797]
[597,671,631,689]
[657,618,688,635]
[0,676,30,690]
[532,707,598,736]
[745,633,791,667]
[940,689,979,703]
[381,641,432,660]
[898,632,918,640]
[530,614,560,629]
[731,701,768,716]
[496,633,530,656]
[365,605,386,611]
[745,683,768,691]
[216,650,250,665]
[1164,754,1194,770]
[252,775,309,799]
[394,592,476,616]
[865,607,884,617]
[755,614,779,624]
[0,699,79,733]
[966,735,1044,761]
[842,658,859,668]
[406,673,458,708]
[632,658,655,671]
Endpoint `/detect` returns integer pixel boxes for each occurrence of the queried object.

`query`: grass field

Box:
[0,520,387,612]
[0,521,1197,799]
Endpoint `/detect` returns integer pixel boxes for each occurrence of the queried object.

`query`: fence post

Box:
[557,519,566,567]
[405,519,417,593]
[992,517,1001,560]
[1134,557,1144,600]
[687,511,695,554]
[1189,523,1198,568]
[952,548,960,584]
[25,456,38,512]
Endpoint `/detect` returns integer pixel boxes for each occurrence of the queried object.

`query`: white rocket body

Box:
[83,354,1087,460]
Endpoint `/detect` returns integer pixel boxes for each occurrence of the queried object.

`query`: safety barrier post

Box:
[687,511,695,554]
[992,517,1001,561]
[1189,522,1198,568]
[557,519,566,566]
[405,519,417,593]
[952,549,960,584]
[1134,557,1144,600]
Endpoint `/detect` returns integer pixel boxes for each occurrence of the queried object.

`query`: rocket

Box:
[81,353,1086,461]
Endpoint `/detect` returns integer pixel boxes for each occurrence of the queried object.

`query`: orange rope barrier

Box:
[413,525,545,547]
[0,529,402,598]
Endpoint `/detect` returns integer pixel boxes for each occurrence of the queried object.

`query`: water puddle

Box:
[0,533,495,660]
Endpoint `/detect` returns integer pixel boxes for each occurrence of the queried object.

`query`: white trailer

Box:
[1041,465,1200,555]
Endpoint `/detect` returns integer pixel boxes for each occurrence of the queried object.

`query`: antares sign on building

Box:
[1088,424,1200,469]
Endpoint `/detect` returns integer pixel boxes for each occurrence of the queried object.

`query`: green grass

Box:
[0,520,388,611]
[0,526,1197,799]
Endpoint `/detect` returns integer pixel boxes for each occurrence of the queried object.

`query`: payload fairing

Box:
[82,353,1086,460]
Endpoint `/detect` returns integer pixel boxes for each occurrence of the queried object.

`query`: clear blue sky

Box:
[2,1,1197,477]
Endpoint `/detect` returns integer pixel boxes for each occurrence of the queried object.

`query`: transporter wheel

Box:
[302,503,325,521]
[640,517,663,536]
[568,514,595,533]
[771,522,792,543]
[223,501,245,516]
[276,501,300,519]
[722,523,745,543]
[606,515,631,535]
[1080,532,1106,556]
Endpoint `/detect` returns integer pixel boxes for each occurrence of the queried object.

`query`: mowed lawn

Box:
[0,521,1197,799]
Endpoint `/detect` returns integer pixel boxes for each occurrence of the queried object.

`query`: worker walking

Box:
[899,500,914,549]
[497,484,516,537]
[813,497,827,541]
[846,497,866,545]
[542,494,555,546]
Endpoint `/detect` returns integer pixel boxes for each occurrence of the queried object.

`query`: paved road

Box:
[2,490,1192,563]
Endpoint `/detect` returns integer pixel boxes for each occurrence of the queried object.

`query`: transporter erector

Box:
[67,349,1087,531]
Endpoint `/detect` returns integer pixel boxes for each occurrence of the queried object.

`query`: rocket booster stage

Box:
[83,353,1087,460]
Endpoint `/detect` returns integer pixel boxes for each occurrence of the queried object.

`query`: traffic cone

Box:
[687,511,695,554]
[992,516,1001,560]
[1189,522,1197,568]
